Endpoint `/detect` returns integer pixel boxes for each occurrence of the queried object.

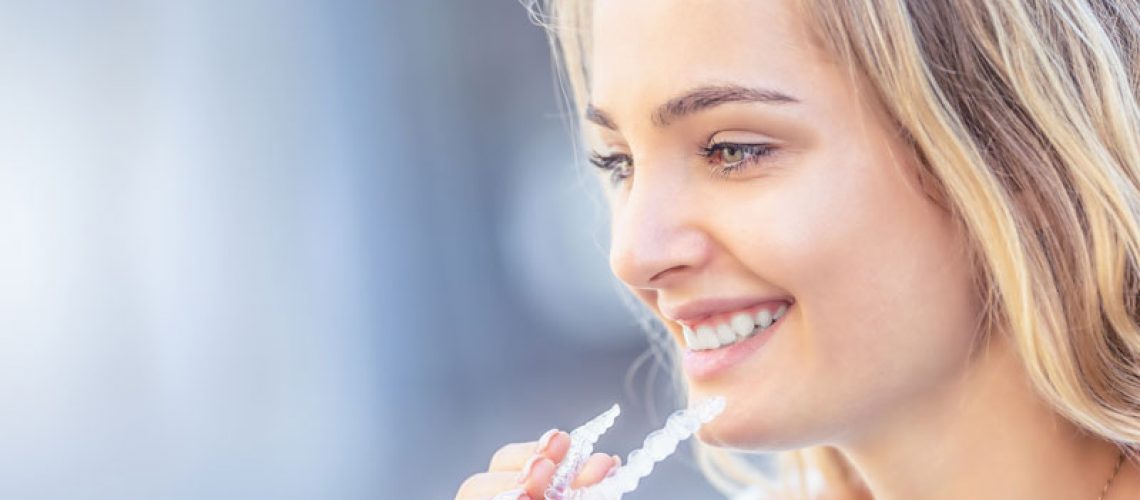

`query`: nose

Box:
[608,169,712,290]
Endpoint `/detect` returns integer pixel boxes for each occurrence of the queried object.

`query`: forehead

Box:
[590,0,823,122]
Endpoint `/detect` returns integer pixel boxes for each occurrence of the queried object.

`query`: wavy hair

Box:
[525,0,1140,497]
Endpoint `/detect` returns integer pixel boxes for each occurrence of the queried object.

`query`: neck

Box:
[835,336,1123,500]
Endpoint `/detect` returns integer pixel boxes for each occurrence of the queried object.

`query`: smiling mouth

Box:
[681,302,789,351]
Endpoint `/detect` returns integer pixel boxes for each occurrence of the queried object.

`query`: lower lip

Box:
[682,305,790,381]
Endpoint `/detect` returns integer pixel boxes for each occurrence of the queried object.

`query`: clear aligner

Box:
[544,403,621,500]
[569,396,727,500]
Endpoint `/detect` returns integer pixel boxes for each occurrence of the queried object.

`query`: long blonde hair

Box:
[526,0,1140,498]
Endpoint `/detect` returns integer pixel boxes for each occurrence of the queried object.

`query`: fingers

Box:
[487,442,538,473]
[570,453,621,489]
[518,455,556,499]
[454,456,555,500]
[461,429,611,500]
[488,429,569,472]
[454,471,522,499]
[543,430,572,464]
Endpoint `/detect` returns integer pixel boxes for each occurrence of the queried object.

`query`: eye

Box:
[588,151,634,185]
[699,142,776,177]
[721,145,746,164]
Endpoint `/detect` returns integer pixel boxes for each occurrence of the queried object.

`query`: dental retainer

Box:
[542,396,726,500]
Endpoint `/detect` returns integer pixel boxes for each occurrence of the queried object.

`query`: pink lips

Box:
[681,303,791,380]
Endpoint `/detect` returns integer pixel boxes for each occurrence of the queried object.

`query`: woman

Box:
[456,0,1140,498]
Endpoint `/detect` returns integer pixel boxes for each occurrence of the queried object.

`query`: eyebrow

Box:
[584,84,799,131]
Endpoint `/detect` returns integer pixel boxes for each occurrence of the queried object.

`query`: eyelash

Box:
[588,151,634,185]
[699,142,776,178]
[588,142,776,185]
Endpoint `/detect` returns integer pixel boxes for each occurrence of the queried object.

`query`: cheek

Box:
[700,152,982,445]
[806,212,980,403]
[796,166,980,374]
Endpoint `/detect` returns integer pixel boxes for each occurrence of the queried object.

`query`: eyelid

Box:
[698,142,773,161]
[704,130,778,147]
[698,141,778,179]
[589,150,632,166]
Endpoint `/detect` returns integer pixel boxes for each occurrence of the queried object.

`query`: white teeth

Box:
[696,325,719,349]
[755,309,773,329]
[773,303,788,321]
[682,303,791,351]
[683,325,699,348]
[730,312,755,338]
[715,323,736,345]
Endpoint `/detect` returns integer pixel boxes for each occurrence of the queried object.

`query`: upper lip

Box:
[661,296,793,328]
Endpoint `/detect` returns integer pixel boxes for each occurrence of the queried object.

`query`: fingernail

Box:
[516,454,544,485]
[606,455,624,480]
[535,428,558,454]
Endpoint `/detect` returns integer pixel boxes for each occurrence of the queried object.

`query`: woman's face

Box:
[587,0,983,450]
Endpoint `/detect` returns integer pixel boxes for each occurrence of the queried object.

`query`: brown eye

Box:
[721,145,744,164]
[699,142,777,178]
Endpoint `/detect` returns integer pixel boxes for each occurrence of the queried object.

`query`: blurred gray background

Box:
[0,1,722,498]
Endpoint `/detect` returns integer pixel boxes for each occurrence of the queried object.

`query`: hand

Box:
[454,428,622,500]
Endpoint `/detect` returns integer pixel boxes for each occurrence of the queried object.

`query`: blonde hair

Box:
[526,0,1140,498]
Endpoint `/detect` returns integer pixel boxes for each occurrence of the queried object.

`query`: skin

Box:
[456,0,1138,498]
[455,430,620,499]
[587,0,1138,498]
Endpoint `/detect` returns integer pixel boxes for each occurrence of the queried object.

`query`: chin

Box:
[694,418,752,449]
[694,416,814,453]
[688,389,833,452]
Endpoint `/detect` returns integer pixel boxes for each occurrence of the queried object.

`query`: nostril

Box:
[608,211,712,289]
[649,265,688,284]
